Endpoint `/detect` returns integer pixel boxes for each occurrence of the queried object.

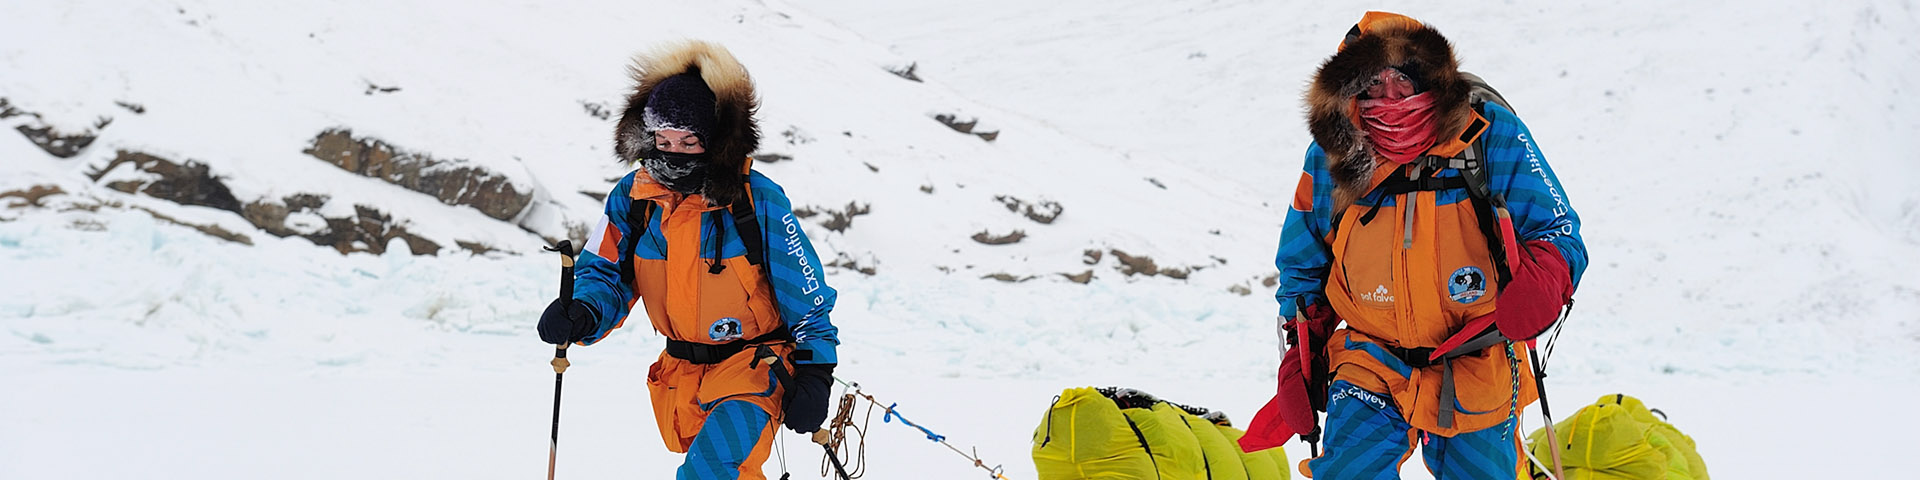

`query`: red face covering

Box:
[1357,69,1438,164]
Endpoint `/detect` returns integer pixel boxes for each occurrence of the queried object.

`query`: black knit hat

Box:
[642,72,718,139]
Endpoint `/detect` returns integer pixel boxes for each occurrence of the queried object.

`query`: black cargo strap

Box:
[1381,323,1511,429]
[665,330,793,365]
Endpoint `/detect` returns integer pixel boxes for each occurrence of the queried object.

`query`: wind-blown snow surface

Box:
[2,1,1917,479]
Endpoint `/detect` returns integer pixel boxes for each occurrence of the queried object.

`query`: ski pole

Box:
[1526,343,1566,480]
[544,240,576,480]
[811,430,854,480]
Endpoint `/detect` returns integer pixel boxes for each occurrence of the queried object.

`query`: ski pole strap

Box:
[882,403,946,442]
[753,344,796,389]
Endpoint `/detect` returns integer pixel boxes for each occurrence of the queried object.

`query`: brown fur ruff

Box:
[614,40,760,205]
[1305,21,1474,216]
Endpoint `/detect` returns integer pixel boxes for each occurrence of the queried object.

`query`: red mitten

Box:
[1241,303,1337,452]
[1240,349,1312,452]
[1494,239,1573,341]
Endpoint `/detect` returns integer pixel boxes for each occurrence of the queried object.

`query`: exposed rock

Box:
[995,195,1064,224]
[975,130,1000,142]
[753,152,793,163]
[826,252,877,275]
[133,205,252,245]
[456,240,497,255]
[805,201,870,233]
[243,194,438,255]
[971,229,1025,245]
[88,151,243,214]
[1,185,66,208]
[115,101,146,114]
[580,100,613,120]
[1061,270,1094,284]
[1146,178,1167,190]
[885,62,922,82]
[780,126,814,145]
[1109,248,1202,279]
[932,113,977,134]
[15,122,100,159]
[364,82,401,95]
[0,97,24,119]
[1110,249,1158,276]
[1228,284,1253,296]
[303,128,530,221]
[919,184,935,194]
[1262,273,1279,287]
[982,272,1033,283]
[1083,249,1104,265]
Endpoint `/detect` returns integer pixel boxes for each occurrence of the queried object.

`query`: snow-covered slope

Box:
[3,0,1917,479]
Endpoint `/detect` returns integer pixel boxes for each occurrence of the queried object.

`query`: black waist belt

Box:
[1378,326,1511,429]
[665,331,792,365]
[1383,345,1444,369]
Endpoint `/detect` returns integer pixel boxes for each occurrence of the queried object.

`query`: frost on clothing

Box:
[1273,102,1588,320]
[569,169,840,365]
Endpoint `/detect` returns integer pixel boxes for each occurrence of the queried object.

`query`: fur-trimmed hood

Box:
[613,41,760,204]
[1306,13,1476,214]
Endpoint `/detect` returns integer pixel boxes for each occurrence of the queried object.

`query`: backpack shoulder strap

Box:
[1443,98,1514,289]
[727,176,766,267]
[618,196,651,293]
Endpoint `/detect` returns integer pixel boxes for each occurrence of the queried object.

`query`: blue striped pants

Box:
[677,400,776,480]
[1305,380,1520,479]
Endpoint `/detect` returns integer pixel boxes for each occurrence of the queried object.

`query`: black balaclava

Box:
[641,72,718,194]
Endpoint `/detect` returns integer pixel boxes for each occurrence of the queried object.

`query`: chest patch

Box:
[708,317,744,342]
[1448,266,1487,304]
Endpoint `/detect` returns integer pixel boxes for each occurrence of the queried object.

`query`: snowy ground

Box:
[4,0,1919,479]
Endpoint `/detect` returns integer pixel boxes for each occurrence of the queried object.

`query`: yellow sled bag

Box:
[1526,394,1708,480]
[1034,387,1291,480]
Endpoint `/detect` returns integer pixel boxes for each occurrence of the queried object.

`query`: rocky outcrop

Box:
[794,201,871,233]
[303,128,530,221]
[243,195,440,255]
[83,150,439,255]
[1106,248,1204,280]
[971,229,1025,245]
[88,150,244,214]
[994,195,1064,224]
[4,97,103,159]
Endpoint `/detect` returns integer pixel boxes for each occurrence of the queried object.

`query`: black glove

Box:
[537,298,598,344]
[782,362,835,433]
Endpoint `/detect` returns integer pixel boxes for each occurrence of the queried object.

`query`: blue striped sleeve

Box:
[1274,144,1337,318]
[570,173,638,345]
[748,172,840,365]
[1480,104,1589,288]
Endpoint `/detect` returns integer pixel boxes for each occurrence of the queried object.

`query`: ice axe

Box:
[544,240,576,480]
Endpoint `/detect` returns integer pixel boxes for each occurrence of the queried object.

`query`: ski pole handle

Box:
[546,240,577,369]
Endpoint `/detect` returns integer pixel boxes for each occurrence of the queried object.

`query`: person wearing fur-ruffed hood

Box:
[537,40,841,480]
[1245,12,1589,479]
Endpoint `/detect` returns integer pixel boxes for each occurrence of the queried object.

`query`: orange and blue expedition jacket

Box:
[571,168,838,366]
[1275,102,1588,343]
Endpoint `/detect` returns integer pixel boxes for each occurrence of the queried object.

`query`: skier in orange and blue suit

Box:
[538,41,838,480]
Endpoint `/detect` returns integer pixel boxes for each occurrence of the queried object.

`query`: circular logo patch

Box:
[1448,267,1487,304]
[708,317,744,342]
